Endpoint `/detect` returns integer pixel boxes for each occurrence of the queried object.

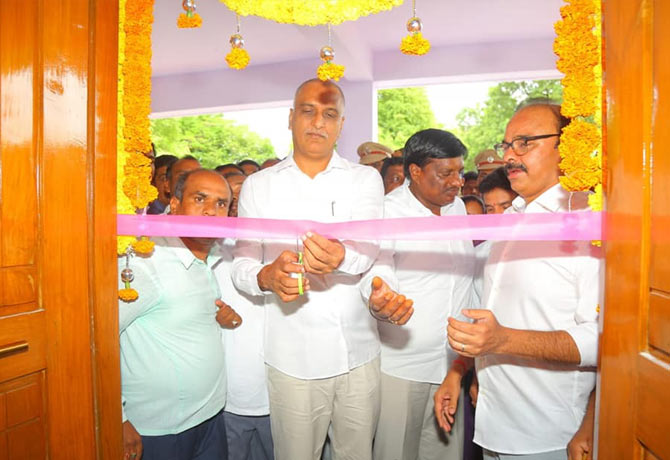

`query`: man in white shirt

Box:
[231,78,412,460]
[361,129,475,460]
[214,240,273,460]
[434,100,602,460]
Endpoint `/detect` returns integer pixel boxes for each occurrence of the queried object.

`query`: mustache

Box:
[504,162,528,174]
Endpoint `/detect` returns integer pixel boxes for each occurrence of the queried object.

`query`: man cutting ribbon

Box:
[230,78,412,460]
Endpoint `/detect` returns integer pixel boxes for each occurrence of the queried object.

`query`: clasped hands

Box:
[257,231,344,302]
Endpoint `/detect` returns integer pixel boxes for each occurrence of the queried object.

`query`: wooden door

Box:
[0,1,122,458]
[599,0,670,458]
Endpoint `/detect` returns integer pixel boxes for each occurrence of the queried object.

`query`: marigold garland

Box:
[219,0,403,26]
[554,0,603,219]
[226,48,250,70]
[317,61,345,82]
[400,32,431,56]
[177,12,202,28]
[118,0,157,256]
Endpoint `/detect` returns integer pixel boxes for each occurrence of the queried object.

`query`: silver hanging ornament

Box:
[121,268,135,283]
[230,34,244,48]
[182,0,196,12]
[320,46,335,62]
[406,17,422,33]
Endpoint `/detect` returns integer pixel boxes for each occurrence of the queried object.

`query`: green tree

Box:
[151,114,276,169]
[377,87,439,150]
[455,79,563,170]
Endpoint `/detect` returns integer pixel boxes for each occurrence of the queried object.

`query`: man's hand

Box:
[434,371,462,433]
[447,309,508,357]
[368,277,414,325]
[257,250,310,302]
[567,424,593,460]
[123,421,143,460]
[301,231,345,275]
[469,372,479,408]
[215,299,242,329]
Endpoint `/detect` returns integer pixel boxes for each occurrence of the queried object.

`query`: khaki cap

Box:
[474,149,504,171]
[357,141,393,165]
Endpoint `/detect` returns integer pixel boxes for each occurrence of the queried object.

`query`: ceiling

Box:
[152,0,564,78]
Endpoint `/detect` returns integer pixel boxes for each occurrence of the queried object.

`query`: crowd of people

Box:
[120,78,602,460]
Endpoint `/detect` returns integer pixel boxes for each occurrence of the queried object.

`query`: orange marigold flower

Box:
[132,238,155,255]
[177,13,202,28]
[119,288,139,302]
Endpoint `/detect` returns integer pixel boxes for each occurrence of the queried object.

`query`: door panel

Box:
[600,0,670,458]
[0,0,121,458]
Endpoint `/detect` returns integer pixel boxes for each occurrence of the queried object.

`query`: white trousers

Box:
[373,373,464,460]
[267,358,381,460]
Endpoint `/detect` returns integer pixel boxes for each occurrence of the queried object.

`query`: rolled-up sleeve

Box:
[565,246,603,367]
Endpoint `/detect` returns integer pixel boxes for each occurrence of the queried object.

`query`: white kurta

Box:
[361,181,476,384]
[232,153,384,379]
[213,241,269,416]
[474,184,603,455]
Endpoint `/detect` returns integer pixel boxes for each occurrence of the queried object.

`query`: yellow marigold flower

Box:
[118,236,137,256]
[226,48,250,70]
[177,13,202,28]
[317,62,345,81]
[219,0,403,26]
[400,33,431,56]
[132,238,155,255]
[119,288,139,302]
[588,183,603,212]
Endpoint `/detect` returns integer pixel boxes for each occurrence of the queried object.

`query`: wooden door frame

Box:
[39,0,122,458]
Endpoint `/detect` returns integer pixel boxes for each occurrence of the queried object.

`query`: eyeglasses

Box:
[493,134,560,156]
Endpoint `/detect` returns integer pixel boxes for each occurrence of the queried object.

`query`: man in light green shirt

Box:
[119,169,235,460]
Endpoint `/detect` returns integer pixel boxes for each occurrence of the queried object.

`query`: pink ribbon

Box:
[117,212,602,241]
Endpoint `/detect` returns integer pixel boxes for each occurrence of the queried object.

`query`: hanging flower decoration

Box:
[400,1,430,56]
[317,40,344,81]
[317,61,345,82]
[118,0,158,300]
[400,31,430,55]
[226,19,250,70]
[554,0,602,200]
[316,26,345,81]
[118,0,157,260]
[132,236,155,255]
[177,0,202,28]
[554,0,602,244]
[219,0,402,26]
[119,252,139,303]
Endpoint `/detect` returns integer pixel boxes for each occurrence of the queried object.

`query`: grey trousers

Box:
[373,373,463,460]
[223,411,274,460]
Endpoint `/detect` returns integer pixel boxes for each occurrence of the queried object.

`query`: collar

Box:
[155,236,220,269]
[402,180,458,216]
[274,151,349,174]
[512,183,570,213]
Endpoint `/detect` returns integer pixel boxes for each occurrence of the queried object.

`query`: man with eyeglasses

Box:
[363,128,475,460]
[434,99,602,460]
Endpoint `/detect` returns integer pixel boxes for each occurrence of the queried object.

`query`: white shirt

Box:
[213,240,269,416]
[474,184,602,454]
[361,181,475,384]
[473,240,492,305]
[232,153,384,379]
